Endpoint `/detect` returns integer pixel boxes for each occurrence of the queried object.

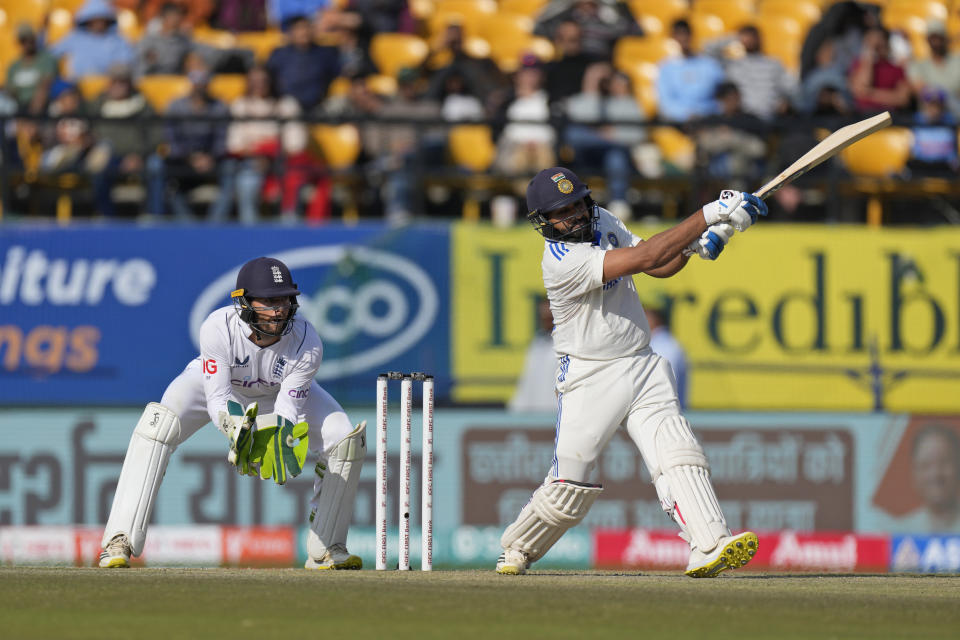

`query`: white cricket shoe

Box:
[495,549,529,575]
[685,531,758,578]
[98,533,132,568]
[304,543,363,570]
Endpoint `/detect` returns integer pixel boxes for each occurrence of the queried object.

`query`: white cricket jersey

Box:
[542,207,651,360]
[197,306,323,429]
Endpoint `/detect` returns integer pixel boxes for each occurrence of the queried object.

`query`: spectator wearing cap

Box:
[223,65,312,224]
[908,21,960,119]
[266,15,341,112]
[5,24,58,114]
[136,3,195,76]
[906,87,959,180]
[848,26,911,115]
[51,0,135,80]
[155,70,232,220]
[705,25,796,121]
[656,19,726,124]
[88,64,163,217]
[493,55,556,188]
[563,62,645,220]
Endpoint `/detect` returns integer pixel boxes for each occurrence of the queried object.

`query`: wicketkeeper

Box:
[496,168,765,577]
[99,257,366,570]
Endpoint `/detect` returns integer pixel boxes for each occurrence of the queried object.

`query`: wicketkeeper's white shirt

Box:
[542,207,651,360]
[197,306,323,429]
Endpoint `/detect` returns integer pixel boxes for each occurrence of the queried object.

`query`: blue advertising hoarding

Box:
[2,224,451,405]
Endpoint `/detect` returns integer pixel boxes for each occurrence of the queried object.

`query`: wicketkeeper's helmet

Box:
[231,257,300,337]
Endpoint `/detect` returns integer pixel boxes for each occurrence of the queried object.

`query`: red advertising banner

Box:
[594,529,891,572]
[222,526,296,566]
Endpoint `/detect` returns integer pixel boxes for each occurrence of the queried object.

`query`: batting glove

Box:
[683,223,734,261]
[703,190,768,232]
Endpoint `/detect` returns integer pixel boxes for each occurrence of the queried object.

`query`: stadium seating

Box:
[208,74,247,104]
[758,0,822,31]
[650,126,695,173]
[691,0,758,32]
[427,0,497,41]
[45,8,74,45]
[621,60,659,119]
[1,0,47,29]
[626,0,689,31]
[310,124,362,221]
[498,0,548,17]
[840,126,913,179]
[756,14,804,73]
[687,12,728,51]
[138,75,192,111]
[370,33,430,78]
[480,14,553,71]
[613,36,681,68]
[78,74,109,100]
[448,123,497,221]
[234,30,285,62]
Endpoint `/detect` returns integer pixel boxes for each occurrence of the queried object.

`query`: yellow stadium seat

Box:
[50,0,88,11]
[756,14,803,72]
[840,126,912,178]
[46,9,74,45]
[449,124,496,172]
[758,0,822,30]
[326,75,350,98]
[234,30,285,62]
[488,34,553,72]
[192,27,237,50]
[884,0,948,22]
[478,12,533,42]
[650,126,695,172]
[427,0,498,40]
[626,0,689,30]
[691,0,758,31]
[2,0,47,29]
[78,74,109,100]
[621,60,659,118]
[370,32,430,78]
[208,74,247,104]
[117,8,142,42]
[613,36,681,68]
[688,13,729,50]
[311,124,361,169]
[138,74,192,112]
[366,73,397,96]
[499,0,548,17]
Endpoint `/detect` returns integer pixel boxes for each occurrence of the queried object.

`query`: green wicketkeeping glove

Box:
[249,414,310,485]
[221,400,259,476]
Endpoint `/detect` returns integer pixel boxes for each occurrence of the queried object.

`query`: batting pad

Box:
[307,421,367,558]
[500,479,602,564]
[102,403,181,555]
[654,415,729,553]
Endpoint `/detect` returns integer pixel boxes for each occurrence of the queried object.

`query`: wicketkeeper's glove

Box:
[249,414,310,485]
[219,400,259,476]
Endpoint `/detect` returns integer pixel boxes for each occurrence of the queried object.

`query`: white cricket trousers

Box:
[551,347,682,482]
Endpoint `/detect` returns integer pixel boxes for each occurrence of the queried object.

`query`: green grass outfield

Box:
[3,568,959,640]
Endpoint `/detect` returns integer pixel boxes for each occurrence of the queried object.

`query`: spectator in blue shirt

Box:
[51,0,135,80]
[266,15,341,112]
[656,19,726,124]
[268,0,330,28]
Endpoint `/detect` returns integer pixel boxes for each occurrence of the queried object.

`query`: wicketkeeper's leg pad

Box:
[307,420,367,558]
[102,402,181,555]
[652,415,729,553]
[500,479,602,565]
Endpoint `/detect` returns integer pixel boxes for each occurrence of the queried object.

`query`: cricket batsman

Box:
[496,168,765,577]
[99,257,365,570]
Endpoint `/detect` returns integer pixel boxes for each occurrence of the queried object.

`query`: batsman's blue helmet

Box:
[526,167,597,242]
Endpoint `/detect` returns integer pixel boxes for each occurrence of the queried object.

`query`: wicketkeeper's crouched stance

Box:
[100,257,365,570]
[497,168,764,578]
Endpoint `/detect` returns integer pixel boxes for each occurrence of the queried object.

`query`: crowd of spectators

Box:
[0,0,958,223]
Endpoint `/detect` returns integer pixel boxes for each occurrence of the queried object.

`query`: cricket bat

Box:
[754,111,892,200]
